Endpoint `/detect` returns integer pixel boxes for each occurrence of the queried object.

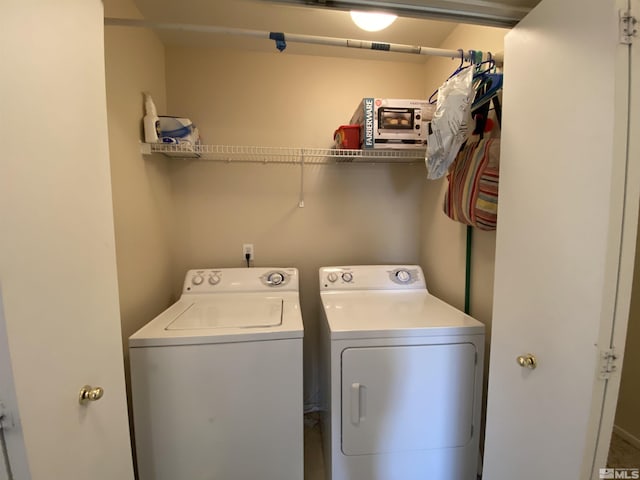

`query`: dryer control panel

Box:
[319,265,426,291]
[183,267,299,293]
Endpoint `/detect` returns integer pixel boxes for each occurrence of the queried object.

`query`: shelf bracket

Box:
[299,149,305,208]
[140,142,152,155]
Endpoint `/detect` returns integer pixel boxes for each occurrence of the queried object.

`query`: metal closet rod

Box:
[104,17,503,65]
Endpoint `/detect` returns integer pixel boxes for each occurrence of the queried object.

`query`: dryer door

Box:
[341,343,477,455]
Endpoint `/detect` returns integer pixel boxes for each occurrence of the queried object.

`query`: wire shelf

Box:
[143,143,426,164]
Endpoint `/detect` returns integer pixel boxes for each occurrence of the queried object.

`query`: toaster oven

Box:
[350,98,434,149]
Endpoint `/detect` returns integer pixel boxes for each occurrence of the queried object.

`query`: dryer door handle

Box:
[350,383,366,425]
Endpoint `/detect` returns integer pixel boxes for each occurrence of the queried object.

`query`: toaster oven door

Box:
[377,107,416,131]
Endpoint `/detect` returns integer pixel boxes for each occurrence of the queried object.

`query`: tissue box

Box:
[159,116,200,145]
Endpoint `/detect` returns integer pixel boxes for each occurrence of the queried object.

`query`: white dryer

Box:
[319,265,485,480]
[129,267,303,480]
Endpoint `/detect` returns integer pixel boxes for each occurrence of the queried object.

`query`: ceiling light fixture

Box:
[350,11,398,32]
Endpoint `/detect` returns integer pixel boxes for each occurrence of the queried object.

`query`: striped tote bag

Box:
[443,137,500,230]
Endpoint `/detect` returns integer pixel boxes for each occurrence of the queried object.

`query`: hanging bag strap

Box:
[492,95,502,127]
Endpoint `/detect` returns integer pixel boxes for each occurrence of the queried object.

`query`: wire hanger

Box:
[428,49,465,104]
[471,52,503,109]
[472,73,503,109]
[428,50,497,105]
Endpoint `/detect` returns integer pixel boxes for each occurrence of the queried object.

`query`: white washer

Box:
[319,265,485,480]
[129,267,303,480]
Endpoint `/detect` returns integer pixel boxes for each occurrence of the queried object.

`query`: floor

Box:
[608,431,640,469]
[307,420,640,478]
[304,413,325,480]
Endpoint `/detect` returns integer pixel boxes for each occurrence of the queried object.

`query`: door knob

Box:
[517,354,537,369]
[79,385,104,405]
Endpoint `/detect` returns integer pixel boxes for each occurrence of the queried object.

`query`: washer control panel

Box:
[183,268,298,293]
[320,265,426,291]
[186,270,223,292]
[323,267,355,286]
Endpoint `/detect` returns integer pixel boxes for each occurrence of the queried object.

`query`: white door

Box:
[0,1,134,479]
[483,0,638,479]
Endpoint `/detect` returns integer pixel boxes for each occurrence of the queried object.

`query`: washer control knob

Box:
[342,272,353,283]
[327,272,338,283]
[396,270,411,283]
[268,272,285,286]
[192,274,204,286]
[208,274,221,285]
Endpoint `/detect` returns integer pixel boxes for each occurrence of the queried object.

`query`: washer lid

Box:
[321,290,484,339]
[129,292,303,347]
[166,297,282,330]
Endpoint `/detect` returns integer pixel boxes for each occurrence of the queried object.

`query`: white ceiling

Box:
[127,0,535,60]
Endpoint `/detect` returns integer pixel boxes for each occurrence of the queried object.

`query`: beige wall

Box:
[165,47,428,405]
[614,218,640,443]
[104,1,175,367]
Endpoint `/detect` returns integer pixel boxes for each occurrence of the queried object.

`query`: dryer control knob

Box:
[327,272,338,283]
[342,272,353,283]
[268,272,285,286]
[396,270,411,283]
[192,274,204,286]
[208,274,221,285]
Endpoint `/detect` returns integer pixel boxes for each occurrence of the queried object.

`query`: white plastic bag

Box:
[426,67,475,180]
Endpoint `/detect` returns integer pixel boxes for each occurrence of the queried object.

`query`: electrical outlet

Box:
[243,244,254,261]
